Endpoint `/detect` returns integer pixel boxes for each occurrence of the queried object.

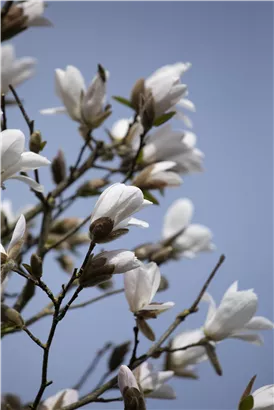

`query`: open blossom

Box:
[133,161,182,190]
[41,65,111,129]
[141,124,203,174]
[203,282,274,343]
[252,385,274,410]
[89,183,151,242]
[124,262,174,340]
[1,44,36,94]
[134,361,176,399]
[167,329,208,379]
[162,198,215,258]
[1,214,26,283]
[40,389,78,410]
[144,62,195,127]
[0,129,50,192]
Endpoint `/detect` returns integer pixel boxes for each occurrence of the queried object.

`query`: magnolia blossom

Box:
[1,215,26,283]
[124,262,174,340]
[203,282,274,343]
[0,129,50,192]
[145,62,194,126]
[89,183,151,242]
[167,329,208,379]
[18,0,52,27]
[41,65,111,129]
[134,361,176,399]
[252,385,274,410]
[40,389,78,410]
[162,198,215,258]
[141,124,203,174]
[1,44,36,94]
[110,118,132,141]
[133,161,182,190]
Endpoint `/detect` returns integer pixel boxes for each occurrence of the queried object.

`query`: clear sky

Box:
[2,2,273,409]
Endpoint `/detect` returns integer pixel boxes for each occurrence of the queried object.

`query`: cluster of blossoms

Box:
[1,3,273,409]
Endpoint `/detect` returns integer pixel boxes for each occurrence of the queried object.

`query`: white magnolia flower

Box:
[145,62,194,126]
[167,329,208,379]
[41,389,78,410]
[141,124,203,174]
[1,198,33,225]
[110,118,131,141]
[162,198,215,258]
[1,214,26,284]
[124,261,174,340]
[1,44,36,94]
[203,282,274,343]
[89,183,151,242]
[92,250,140,274]
[133,161,182,190]
[0,129,50,192]
[134,361,176,399]
[18,0,52,27]
[118,365,140,395]
[41,65,111,129]
[252,385,274,410]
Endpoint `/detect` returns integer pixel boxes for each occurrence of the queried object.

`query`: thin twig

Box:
[9,85,34,133]
[1,93,7,130]
[122,129,147,183]
[73,342,112,391]
[23,327,45,349]
[129,325,139,367]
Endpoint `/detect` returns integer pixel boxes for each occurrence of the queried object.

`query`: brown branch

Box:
[122,129,147,183]
[22,327,45,349]
[9,85,34,133]
[129,325,139,367]
[1,93,7,130]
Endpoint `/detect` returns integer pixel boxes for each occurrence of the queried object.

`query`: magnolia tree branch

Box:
[61,254,225,410]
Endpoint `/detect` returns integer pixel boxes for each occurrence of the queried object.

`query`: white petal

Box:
[244,316,274,330]
[7,214,26,254]
[229,332,264,346]
[20,151,50,170]
[0,243,7,254]
[111,118,131,140]
[9,175,44,192]
[202,292,217,325]
[40,106,67,115]
[252,385,274,410]
[162,198,193,240]
[118,365,139,394]
[146,384,176,400]
[141,302,174,312]
[177,98,196,112]
[0,129,25,171]
[126,217,149,228]
[150,161,176,175]
[97,250,139,274]
[42,388,78,409]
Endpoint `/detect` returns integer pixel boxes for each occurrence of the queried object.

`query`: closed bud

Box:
[67,233,90,249]
[80,255,115,287]
[123,387,146,410]
[29,131,42,153]
[136,317,155,341]
[140,89,155,131]
[108,341,131,372]
[30,253,43,279]
[97,277,113,291]
[57,254,74,274]
[51,218,82,235]
[133,243,161,260]
[80,272,113,288]
[89,217,114,242]
[1,304,24,328]
[150,246,173,264]
[158,275,169,292]
[131,78,146,113]
[51,150,66,184]
[1,394,22,410]
[76,179,108,197]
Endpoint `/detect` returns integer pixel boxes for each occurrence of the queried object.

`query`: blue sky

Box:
[2,2,273,409]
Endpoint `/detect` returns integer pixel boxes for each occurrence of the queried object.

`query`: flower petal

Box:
[244,316,274,330]
[7,214,26,254]
[162,198,193,240]
[1,129,25,172]
[9,175,44,192]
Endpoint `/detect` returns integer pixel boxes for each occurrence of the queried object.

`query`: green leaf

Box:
[40,141,47,151]
[153,111,176,127]
[112,96,133,109]
[142,190,159,205]
[136,149,144,165]
[22,263,32,275]
[239,396,254,410]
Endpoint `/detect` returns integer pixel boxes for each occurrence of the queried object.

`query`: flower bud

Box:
[1,304,24,328]
[57,254,74,274]
[79,255,115,288]
[29,131,42,153]
[123,387,146,410]
[51,218,82,235]
[89,217,114,242]
[30,253,43,279]
[133,243,161,260]
[97,277,113,291]
[136,317,155,341]
[1,394,22,410]
[76,179,108,197]
[51,150,66,184]
[158,275,169,292]
[150,246,173,264]
[108,341,131,372]
[130,78,146,113]
[67,233,90,249]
